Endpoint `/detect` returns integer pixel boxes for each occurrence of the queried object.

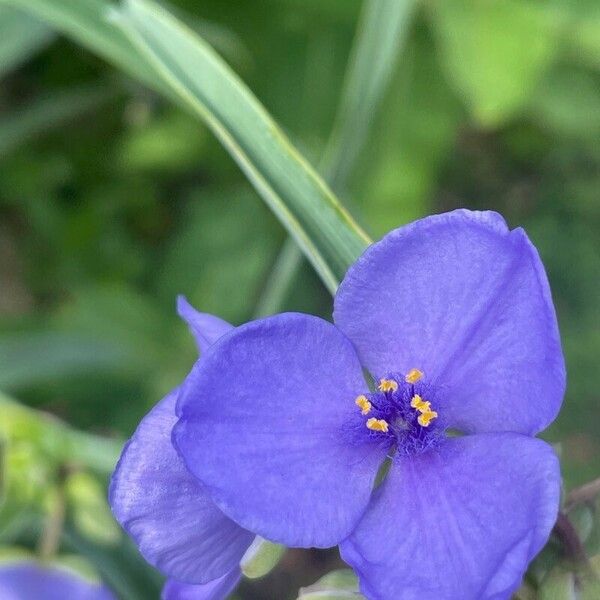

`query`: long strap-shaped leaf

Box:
[5,0,371,292]
[322,0,417,191]
[255,0,418,315]
[109,0,370,292]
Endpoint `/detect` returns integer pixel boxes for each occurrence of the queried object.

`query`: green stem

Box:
[37,470,67,560]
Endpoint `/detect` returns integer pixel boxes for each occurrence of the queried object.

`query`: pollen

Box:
[410,394,431,413]
[378,378,398,393]
[355,395,372,415]
[418,410,438,427]
[405,368,424,384]
[366,417,389,433]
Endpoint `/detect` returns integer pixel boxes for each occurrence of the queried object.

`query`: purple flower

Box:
[174,210,565,600]
[109,297,254,590]
[0,560,114,599]
[162,568,241,600]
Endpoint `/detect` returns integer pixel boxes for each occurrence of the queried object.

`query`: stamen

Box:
[378,378,398,393]
[355,395,372,415]
[418,410,438,427]
[405,368,424,384]
[366,417,389,433]
[410,394,431,413]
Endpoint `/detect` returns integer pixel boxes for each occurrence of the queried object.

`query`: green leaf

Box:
[109,0,370,293]
[65,472,120,546]
[0,331,133,390]
[529,68,600,141]
[117,109,209,173]
[1,0,245,99]
[158,187,281,322]
[513,581,537,600]
[321,0,418,190]
[62,523,163,600]
[0,5,54,78]
[0,392,121,474]
[583,556,600,600]
[0,549,103,585]
[255,0,416,314]
[240,538,285,579]
[297,568,364,599]
[538,566,577,600]
[559,2,600,70]
[429,0,558,127]
[0,85,114,158]
[357,27,462,236]
[10,0,372,291]
[0,0,162,91]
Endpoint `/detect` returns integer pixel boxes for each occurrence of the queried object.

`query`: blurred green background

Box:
[0,0,599,598]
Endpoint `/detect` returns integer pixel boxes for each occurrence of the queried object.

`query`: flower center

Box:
[353,369,443,456]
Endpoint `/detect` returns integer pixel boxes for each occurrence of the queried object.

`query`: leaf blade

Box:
[110,0,370,292]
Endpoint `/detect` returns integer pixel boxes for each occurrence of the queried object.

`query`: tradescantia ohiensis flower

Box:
[0,560,115,599]
[173,210,565,600]
[109,297,253,599]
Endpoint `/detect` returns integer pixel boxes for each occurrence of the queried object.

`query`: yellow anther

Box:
[355,395,372,415]
[378,378,398,393]
[418,410,438,427]
[366,418,389,433]
[405,368,424,384]
[410,394,431,413]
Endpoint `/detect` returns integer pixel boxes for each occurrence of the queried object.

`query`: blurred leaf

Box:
[527,535,563,588]
[2,0,164,92]
[0,549,103,584]
[565,478,600,512]
[539,566,577,600]
[158,187,280,323]
[529,68,600,141]
[65,472,120,546]
[3,0,244,96]
[561,2,600,70]
[0,5,54,78]
[54,285,171,368]
[429,0,557,127]
[117,109,208,173]
[569,504,595,545]
[0,85,114,159]
[240,538,285,580]
[253,238,303,317]
[263,0,360,22]
[110,0,371,293]
[0,331,132,390]
[62,523,163,600]
[50,553,103,584]
[256,0,416,315]
[513,581,537,600]
[298,568,364,599]
[0,547,32,563]
[321,0,418,190]
[357,27,462,234]
[0,392,121,474]
[583,556,600,599]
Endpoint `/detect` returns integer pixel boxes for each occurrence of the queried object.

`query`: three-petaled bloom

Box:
[171,210,565,600]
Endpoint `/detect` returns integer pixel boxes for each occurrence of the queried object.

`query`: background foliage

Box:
[0,0,598,598]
